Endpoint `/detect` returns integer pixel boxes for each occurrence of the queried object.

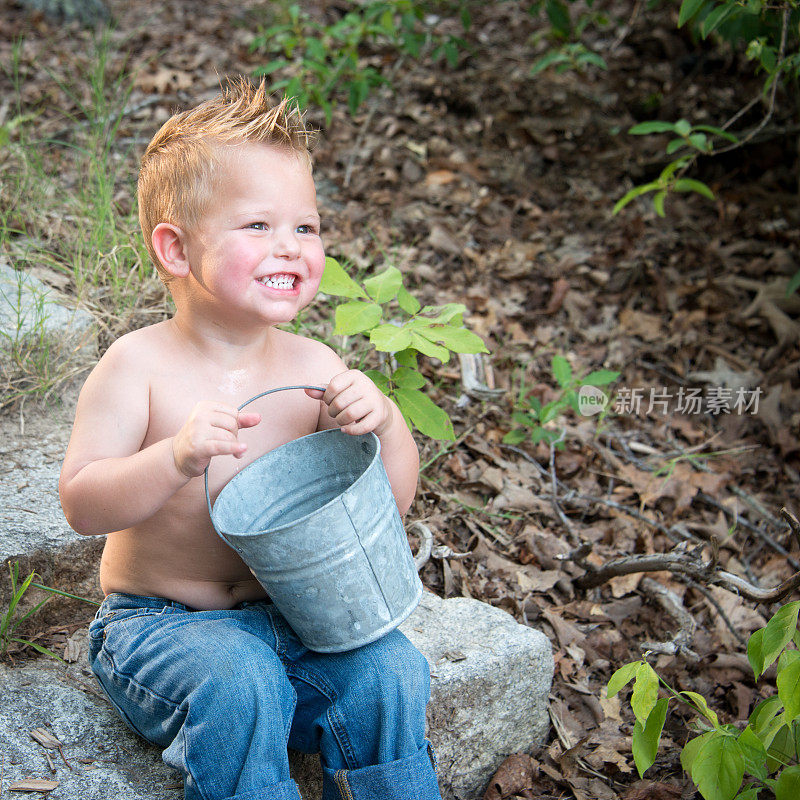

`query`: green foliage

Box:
[319,256,488,440]
[530,41,607,75]
[1,561,99,661]
[608,601,800,799]
[528,0,609,75]
[502,356,618,449]
[612,117,739,216]
[615,0,799,217]
[250,0,470,123]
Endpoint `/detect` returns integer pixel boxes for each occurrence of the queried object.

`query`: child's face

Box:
[182,142,324,327]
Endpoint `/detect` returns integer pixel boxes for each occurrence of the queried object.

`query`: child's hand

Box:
[306,370,393,436]
[172,402,261,478]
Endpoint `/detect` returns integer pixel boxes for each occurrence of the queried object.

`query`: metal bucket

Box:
[204,386,423,653]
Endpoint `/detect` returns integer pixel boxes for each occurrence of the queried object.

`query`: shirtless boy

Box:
[59,78,441,800]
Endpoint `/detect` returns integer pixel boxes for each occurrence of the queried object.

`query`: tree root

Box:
[565,508,800,603]
[639,577,699,659]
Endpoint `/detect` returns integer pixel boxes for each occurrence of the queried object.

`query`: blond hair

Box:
[138,77,313,284]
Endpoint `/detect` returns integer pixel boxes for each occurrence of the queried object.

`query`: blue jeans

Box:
[88,593,441,800]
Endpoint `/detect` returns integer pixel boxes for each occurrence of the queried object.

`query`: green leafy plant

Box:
[319,256,488,440]
[530,41,607,75]
[613,119,738,216]
[502,355,618,448]
[250,0,470,122]
[528,0,609,75]
[614,0,798,218]
[1,561,100,661]
[608,600,800,800]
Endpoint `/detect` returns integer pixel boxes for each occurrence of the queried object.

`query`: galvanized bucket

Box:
[204,386,423,653]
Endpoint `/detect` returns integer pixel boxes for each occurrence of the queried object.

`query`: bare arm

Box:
[59,337,259,536]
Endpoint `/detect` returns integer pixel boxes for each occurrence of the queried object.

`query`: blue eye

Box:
[248,222,267,230]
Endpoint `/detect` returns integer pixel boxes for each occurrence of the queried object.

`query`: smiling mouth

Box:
[256,273,297,290]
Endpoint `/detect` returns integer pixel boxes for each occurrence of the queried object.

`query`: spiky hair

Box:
[137,77,313,284]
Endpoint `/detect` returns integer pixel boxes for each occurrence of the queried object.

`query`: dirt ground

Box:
[2,0,799,798]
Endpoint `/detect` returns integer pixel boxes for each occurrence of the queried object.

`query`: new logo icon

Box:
[578,385,608,416]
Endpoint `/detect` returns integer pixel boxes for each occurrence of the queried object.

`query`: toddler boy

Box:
[59,77,441,800]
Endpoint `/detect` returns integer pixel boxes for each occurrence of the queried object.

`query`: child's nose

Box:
[273,227,301,259]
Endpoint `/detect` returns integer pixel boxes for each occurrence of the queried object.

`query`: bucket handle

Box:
[203,385,326,532]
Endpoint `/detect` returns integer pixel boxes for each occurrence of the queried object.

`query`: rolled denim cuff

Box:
[226,778,303,800]
[321,740,441,800]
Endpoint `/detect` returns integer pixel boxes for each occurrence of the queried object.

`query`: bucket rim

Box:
[209,428,383,540]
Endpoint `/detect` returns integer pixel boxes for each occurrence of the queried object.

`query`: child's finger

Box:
[200,438,248,460]
[236,411,261,430]
[340,408,379,436]
[333,398,371,427]
[304,387,325,400]
[326,386,364,418]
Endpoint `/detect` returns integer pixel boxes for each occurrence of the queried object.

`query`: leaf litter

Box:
[1,1,798,798]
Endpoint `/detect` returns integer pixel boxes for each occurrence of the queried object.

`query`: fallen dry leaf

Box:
[608,572,643,598]
[9,779,59,793]
[425,169,457,187]
[516,568,562,594]
[544,277,570,315]
[542,608,586,649]
[482,753,538,800]
[28,728,61,750]
[599,694,622,721]
[618,308,664,341]
[621,781,682,800]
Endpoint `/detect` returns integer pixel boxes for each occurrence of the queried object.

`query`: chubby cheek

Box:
[303,246,326,294]
[213,245,259,290]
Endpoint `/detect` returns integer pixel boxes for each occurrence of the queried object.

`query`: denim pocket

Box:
[89,606,169,643]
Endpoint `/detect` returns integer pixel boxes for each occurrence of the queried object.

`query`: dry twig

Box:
[565,539,800,603]
[639,577,699,659]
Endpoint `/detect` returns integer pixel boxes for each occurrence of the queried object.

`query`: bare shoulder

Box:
[272,328,346,380]
[99,322,170,372]
[74,323,171,427]
[63,322,172,475]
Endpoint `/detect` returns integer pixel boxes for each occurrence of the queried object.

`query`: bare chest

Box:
[145,367,323,491]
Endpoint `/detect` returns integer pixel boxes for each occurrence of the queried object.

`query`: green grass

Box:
[0,33,168,408]
[1,560,99,662]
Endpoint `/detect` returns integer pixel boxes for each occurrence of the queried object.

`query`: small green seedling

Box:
[503,355,618,449]
[614,119,738,218]
[319,256,488,441]
[1,560,100,662]
[608,600,800,800]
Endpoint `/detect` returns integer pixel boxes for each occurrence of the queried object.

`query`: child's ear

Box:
[152,223,191,279]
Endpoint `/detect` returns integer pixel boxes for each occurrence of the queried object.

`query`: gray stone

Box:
[0,405,103,604]
[0,260,96,361]
[17,0,112,27]
[407,592,552,799]
[0,659,181,800]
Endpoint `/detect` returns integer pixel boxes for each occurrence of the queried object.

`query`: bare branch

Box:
[549,441,579,546]
[639,577,699,659]
[409,521,433,571]
[781,507,800,551]
[569,541,800,603]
